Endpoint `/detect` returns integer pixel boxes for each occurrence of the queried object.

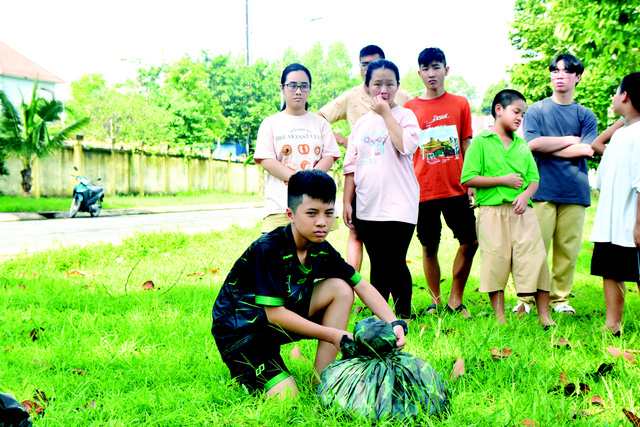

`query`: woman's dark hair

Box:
[364,59,400,87]
[491,89,526,119]
[280,63,312,111]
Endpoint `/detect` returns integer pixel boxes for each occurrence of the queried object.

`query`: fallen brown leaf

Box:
[18,284,26,289]
[591,396,605,406]
[522,419,539,426]
[29,327,44,341]
[141,280,155,290]
[559,371,569,385]
[187,272,205,278]
[66,269,90,277]
[491,347,513,360]
[554,337,571,348]
[34,360,52,369]
[529,358,536,367]
[623,408,640,426]
[290,344,307,361]
[83,401,97,409]
[209,268,219,275]
[607,345,636,365]
[450,358,465,381]
[20,399,44,417]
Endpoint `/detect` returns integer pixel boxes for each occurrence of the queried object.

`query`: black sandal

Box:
[443,303,473,318]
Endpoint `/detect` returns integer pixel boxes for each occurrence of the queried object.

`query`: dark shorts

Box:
[416,194,477,248]
[214,291,321,392]
[591,242,640,283]
[218,329,294,393]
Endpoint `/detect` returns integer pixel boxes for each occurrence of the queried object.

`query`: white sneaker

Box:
[512,302,531,314]
[553,304,576,314]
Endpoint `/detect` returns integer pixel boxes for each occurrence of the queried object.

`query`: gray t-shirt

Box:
[523,98,598,206]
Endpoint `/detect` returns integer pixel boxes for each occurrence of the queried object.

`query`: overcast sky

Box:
[1,0,522,103]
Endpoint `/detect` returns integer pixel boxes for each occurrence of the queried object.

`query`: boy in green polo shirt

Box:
[461,90,556,327]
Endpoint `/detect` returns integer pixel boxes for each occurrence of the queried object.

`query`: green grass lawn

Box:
[1,205,639,426]
[0,190,262,213]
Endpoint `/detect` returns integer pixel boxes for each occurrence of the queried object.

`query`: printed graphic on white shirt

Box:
[356,130,388,167]
[418,125,460,164]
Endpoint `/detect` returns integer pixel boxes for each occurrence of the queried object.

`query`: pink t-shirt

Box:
[254,111,341,215]
[343,106,420,224]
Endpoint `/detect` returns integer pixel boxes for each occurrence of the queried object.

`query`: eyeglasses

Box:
[284,83,311,92]
[550,69,576,77]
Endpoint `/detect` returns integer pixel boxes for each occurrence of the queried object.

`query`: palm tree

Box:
[0,81,88,196]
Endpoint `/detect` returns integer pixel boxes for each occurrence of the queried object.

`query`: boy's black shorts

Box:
[220,335,292,393]
[591,242,640,283]
[416,194,477,248]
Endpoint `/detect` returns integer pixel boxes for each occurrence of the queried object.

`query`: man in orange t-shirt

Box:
[404,47,478,317]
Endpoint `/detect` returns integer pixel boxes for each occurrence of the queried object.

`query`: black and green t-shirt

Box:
[211,225,362,351]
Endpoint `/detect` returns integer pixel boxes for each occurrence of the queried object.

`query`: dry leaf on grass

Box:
[21,389,49,417]
[187,272,206,278]
[559,371,569,385]
[623,408,640,426]
[490,347,513,360]
[522,419,539,426]
[587,363,614,380]
[34,360,52,369]
[607,345,636,365]
[65,269,92,277]
[450,358,465,381]
[210,268,218,275]
[290,344,308,361]
[141,280,155,290]
[554,337,572,348]
[29,327,44,341]
[590,396,605,406]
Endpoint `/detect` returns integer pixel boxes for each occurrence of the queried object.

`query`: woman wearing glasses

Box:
[254,63,341,233]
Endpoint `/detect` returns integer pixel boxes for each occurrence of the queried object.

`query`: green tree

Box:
[400,68,425,96]
[480,79,510,115]
[509,0,640,128]
[67,74,175,146]
[0,82,88,195]
[445,75,479,112]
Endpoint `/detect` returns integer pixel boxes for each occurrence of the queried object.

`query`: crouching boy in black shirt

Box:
[212,170,407,399]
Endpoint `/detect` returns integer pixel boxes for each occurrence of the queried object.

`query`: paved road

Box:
[1,207,266,256]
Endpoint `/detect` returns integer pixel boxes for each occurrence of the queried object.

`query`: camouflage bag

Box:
[0,393,32,427]
[317,317,449,420]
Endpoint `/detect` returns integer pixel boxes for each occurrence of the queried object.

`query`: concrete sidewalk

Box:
[0,201,265,222]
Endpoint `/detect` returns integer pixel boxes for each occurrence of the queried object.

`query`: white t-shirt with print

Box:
[254,111,341,215]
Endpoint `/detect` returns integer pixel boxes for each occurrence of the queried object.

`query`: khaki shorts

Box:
[261,213,340,234]
[477,204,550,294]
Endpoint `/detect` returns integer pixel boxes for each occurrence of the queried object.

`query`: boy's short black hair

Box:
[491,89,526,119]
[620,72,640,113]
[359,45,385,60]
[288,170,336,213]
[418,47,447,68]
[549,54,584,75]
[365,59,400,87]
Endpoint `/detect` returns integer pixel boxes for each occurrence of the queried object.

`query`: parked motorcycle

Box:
[69,167,104,218]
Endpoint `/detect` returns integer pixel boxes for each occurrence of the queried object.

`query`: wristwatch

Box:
[390,320,408,335]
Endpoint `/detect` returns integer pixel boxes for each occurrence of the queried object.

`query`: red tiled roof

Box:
[0,41,64,84]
